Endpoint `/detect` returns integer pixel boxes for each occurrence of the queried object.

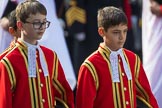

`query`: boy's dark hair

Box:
[97,6,128,31]
[16,1,47,23]
[7,10,17,31]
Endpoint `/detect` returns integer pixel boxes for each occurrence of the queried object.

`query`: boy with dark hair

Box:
[76,6,158,108]
[0,10,21,60]
[7,10,20,40]
[0,1,74,108]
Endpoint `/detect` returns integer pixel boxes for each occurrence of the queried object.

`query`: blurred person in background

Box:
[142,0,162,107]
[0,0,17,53]
[0,10,21,60]
[130,0,142,59]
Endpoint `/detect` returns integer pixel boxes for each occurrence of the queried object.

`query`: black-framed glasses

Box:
[24,20,51,30]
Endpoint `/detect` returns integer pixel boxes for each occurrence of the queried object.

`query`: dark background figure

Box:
[1,0,17,18]
[130,0,142,59]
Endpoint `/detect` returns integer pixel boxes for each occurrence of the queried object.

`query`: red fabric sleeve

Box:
[135,57,159,108]
[76,65,97,108]
[55,59,75,108]
[0,62,12,108]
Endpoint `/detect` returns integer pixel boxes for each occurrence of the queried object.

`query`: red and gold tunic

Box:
[0,40,16,60]
[0,40,74,108]
[76,43,158,108]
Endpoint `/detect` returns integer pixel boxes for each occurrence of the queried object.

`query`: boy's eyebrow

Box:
[32,18,47,21]
[112,29,121,32]
[112,28,128,32]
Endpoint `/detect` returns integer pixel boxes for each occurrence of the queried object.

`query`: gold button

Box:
[124,87,127,91]
[122,73,125,76]
[40,83,43,87]
[39,69,42,73]
[42,99,45,103]
[126,101,129,105]
[119,59,121,62]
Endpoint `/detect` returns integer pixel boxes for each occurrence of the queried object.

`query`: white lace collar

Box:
[22,40,49,77]
[109,48,132,82]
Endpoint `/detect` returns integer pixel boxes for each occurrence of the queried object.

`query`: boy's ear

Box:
[9,27,15,36]
[17,21,23,30]
[98,27,105,37]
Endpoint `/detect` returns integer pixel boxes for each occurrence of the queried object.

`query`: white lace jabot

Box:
[110,48,132,82]
[23,40,49,77]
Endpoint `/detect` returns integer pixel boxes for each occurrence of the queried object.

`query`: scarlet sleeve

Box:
[0,60,12,108]
[53,53,74,108]
[135,56,159,108]
[76,65,97,108]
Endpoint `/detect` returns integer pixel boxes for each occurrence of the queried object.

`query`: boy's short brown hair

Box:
[7,10,17,31]
[16,1,47,23]
[97,6,128,31]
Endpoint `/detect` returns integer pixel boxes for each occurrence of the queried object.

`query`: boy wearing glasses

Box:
[0,1,74,108]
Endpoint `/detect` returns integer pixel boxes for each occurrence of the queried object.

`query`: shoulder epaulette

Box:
[83,60,99,90]
[1,57,16,92]
[65,0,86,27]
